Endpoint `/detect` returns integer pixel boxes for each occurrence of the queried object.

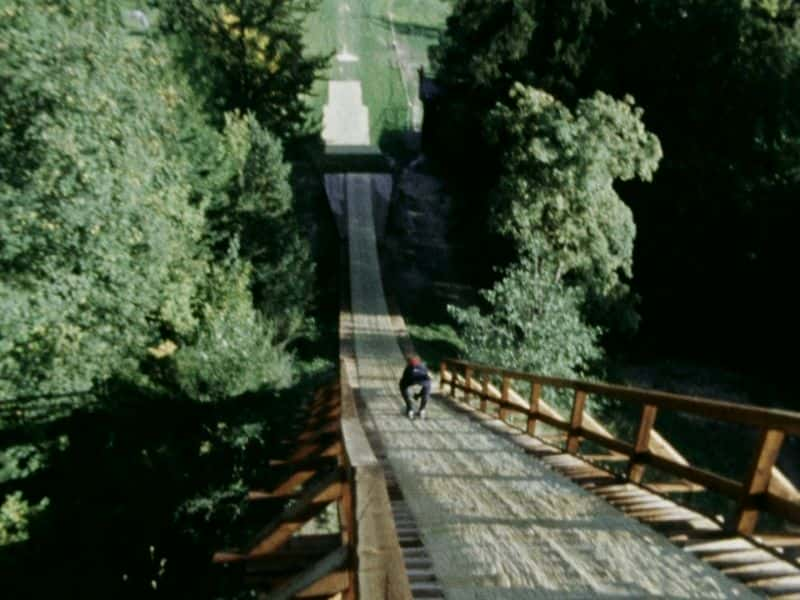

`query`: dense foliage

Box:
[487,84,661,333]
[429,0,800,370]
[449,245,603,379]
[0,0,329,594]
[160,0,328,139]
[0,0,316,402]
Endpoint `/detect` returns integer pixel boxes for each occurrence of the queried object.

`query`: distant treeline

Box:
[427,0,799,373]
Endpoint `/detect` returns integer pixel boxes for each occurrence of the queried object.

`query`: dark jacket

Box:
[400,363,431,388]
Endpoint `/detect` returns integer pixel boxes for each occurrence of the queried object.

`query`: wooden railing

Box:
[441,358,800,536]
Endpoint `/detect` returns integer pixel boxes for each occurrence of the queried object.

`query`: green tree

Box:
[0,1,303,401]
[449,245,602,379]
[160,0,328,139]
[431,0,608,102]
[432,0,800,366]
[205,114,315,343]
[0,3,205,398]
[486,84,662,331]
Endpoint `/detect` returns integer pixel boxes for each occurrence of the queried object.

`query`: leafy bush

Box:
[487,83,662,332]
[174,251,294,401]
[449,245,603,380]
[0,491,49,546]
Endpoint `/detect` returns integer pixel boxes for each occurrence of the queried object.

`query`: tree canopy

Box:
[430,0,800,368]
[487,85,661,324]
[0,0,317,402]
[160,0,328,139]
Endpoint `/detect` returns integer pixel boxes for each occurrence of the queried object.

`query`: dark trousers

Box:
[400,380,430,412]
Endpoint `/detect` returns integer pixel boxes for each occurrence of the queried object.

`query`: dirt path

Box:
[344,174,757,598]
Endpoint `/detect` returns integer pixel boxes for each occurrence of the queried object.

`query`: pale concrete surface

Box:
[322,80,370,146]
[344,172,757,599]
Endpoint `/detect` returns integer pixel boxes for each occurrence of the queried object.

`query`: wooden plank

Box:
[756,535,800,548]
[296,421,340,442]
[646,481,705,494]
[527,383,541,436]
[480,375,489,413]
[283,439,344,464]
[747,574,800,594]
[245,535,343,575]
[248,469,345,558]
[582,453,630,463]
[736,428,786,535]
[628,405,657,483]
[703,549,775,567]
[251,469,318,499]
[723,561,800,581]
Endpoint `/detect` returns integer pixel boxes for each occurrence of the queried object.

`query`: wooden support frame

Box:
[464,367,473,404]
[213,378,368,600]
[628,405,658,483]
[566,390,587,454]
[735,428,786,535]
[441,358,800,534]
[499,376,510,422]
[527,383,541,436]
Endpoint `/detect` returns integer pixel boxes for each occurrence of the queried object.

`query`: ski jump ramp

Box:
[324,78,754,598]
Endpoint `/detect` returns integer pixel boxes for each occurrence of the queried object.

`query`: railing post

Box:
[439,361,447,394]
[480,375,489,413]
[464,367,473,405]
[499,376,510,422]
[527,382,541,436]
[566,390,587,454]
[450,364,458,399]
[734,428,785,535]
[627,404,657,483]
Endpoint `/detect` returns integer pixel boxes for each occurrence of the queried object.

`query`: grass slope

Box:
[304,0,449,146]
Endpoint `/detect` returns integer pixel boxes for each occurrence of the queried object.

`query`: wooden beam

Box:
[736,429,786,535]
[244,535,343,576]
[464,367,473,404]
[480,375,489,413]
[499,376,510,422]
[579,428,635,456]
[296,421,340,442]
[566,390,587,454]
[261,545,350,600]
[646,453,742,498]
[628,405,658,483]
[247,469,345,558]
[527,383,541,436]
[285,439,344,464]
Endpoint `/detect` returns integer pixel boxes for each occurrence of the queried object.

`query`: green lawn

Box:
[304,0,450,146]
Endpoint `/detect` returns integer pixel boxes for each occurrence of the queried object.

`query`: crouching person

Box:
[399,355,431,419]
